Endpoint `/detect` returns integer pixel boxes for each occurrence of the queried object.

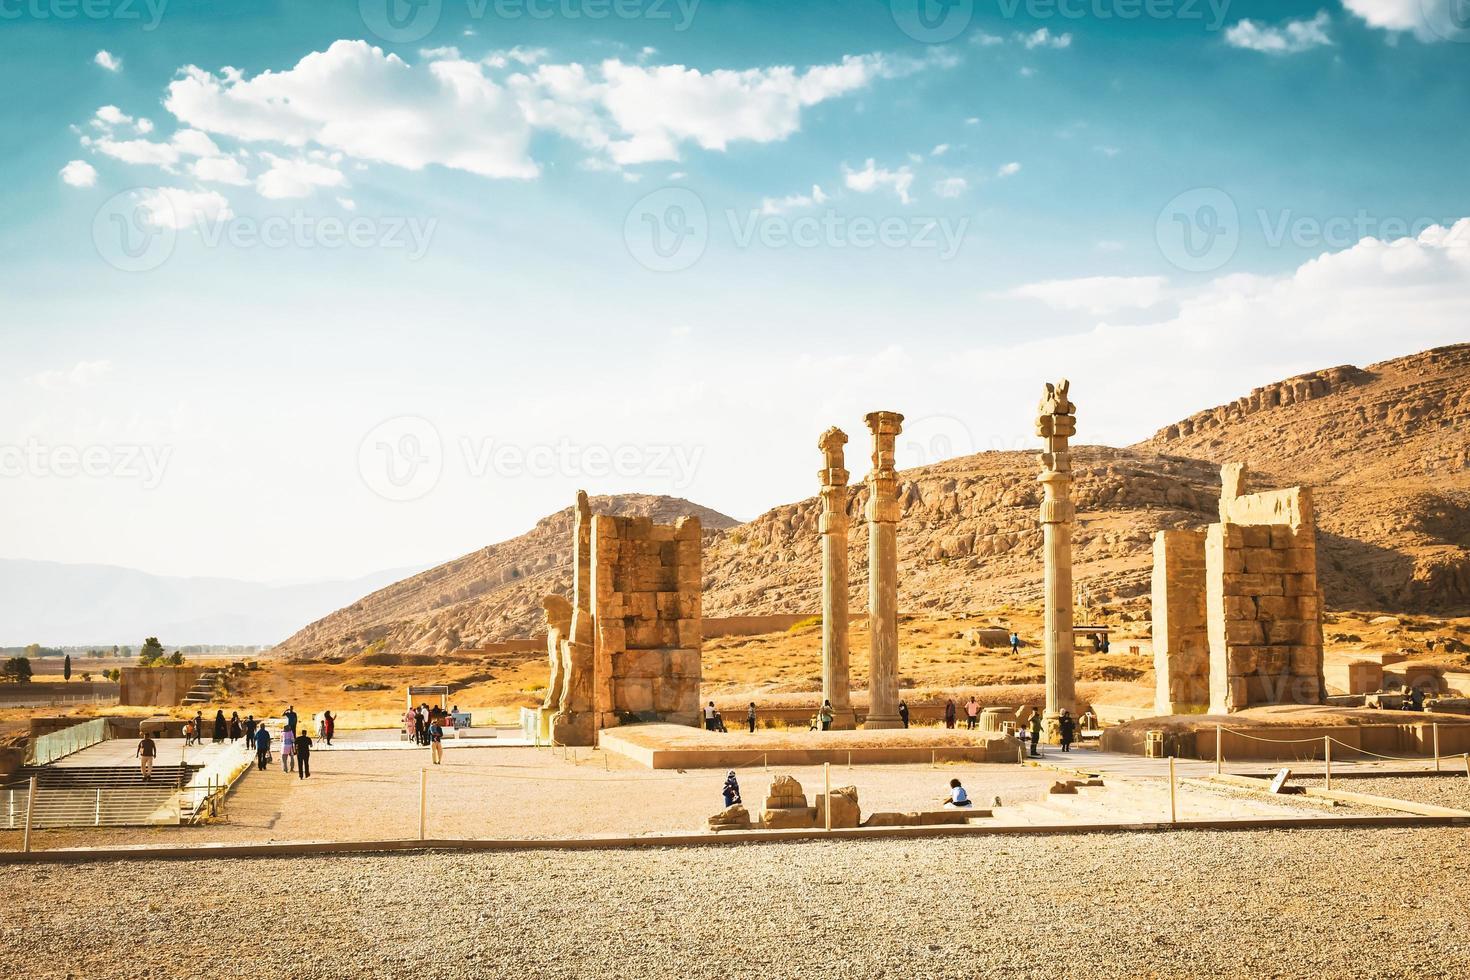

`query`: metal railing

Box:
[24,718,109,766]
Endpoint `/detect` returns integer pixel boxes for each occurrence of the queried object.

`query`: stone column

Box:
[817,427,856,730]
[1036,382,1077,743]
[863,411,904,730]
[552,490,596,746]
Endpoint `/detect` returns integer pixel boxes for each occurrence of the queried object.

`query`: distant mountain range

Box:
[0,559,430,648]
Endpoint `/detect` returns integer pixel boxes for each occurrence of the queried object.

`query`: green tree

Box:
[63,654,72,682]
[139,637,165,666]
[167,651,184,666]
[1,657,33,684]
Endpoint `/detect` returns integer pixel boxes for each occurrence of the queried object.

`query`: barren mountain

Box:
[280,344,1470,660]
[273,495,738,660]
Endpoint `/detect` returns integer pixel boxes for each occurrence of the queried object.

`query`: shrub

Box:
[787,615,822,633]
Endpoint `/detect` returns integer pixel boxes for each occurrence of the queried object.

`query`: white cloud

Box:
[973,31,1005,46]
[1341,0,1461,41]
[190,154,251,185]
[59,160,98,188]
[1019,28,1073,50]
[93,105,132,128]
[30,360,114,390]
[92,128,222,168]
[1225,11,1333,54]
[337,196,357,211]
[420,46,462,61]
[931,143,950,157]
[1095,145,1120,158]
[843,159,915,204]
[1019,66,1036,78]
[964,117,980,125]
[161,41,934,177]
[1002,275,1170,315]
[135,118,155,135]
[933,176,968,198]
[94,50,121,72]
[134,187,233,230]
[996,161,1022,178]
[254,153,346,199]
[759,184,828,215]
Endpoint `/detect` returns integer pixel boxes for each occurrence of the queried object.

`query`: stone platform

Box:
[599,724,1022,770]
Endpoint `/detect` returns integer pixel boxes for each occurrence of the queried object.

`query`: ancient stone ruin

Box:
[863,411,905,730]
[1152,463,1326,715]
[1036,380,1078,740]
[532,490,703,745]
[817,426,857,730]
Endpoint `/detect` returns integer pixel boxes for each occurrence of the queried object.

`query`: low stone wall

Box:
[703,614,817,638]
[119,667,208,706]
[600,732,1023,770]
[1102,719,1470,760]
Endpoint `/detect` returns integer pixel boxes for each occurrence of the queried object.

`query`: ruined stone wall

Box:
[1151,529,1209,714]
[591,513,702,730]
[1205,483,1325,714]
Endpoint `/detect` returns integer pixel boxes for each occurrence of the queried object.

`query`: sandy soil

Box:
[5,827,1469,979]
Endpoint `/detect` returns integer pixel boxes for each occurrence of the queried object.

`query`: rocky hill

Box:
[279,344,1470,659]
[273,495,738,660]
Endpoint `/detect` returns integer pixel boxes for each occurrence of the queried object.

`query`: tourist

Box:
[323,710,335,746]
[1028,710,1042,758]
[192,711,204,745]
[182,718,195,747]
[228,712,242,744]
[244,715,257,745]
[414,709,427,746]
[253,724,271,771]
[281,724,296,773]
[1101,635,1111,654]
[136,730,157,781]
[965,697,980,730]
[1059,710,1075,753]
[284,705,298,735]
[213,710,227,744]
[295,727,312,779]
[898,700,909,728]
[712,709,728,734]
[1411,687,1425,711]
[746,702,757,734]
[722,770,741,807]
[819,700,834,731]
[429,714,445,765]
[1010,631,1021,654]
[944,699,957,729]
[1091,633,1103,653]
[404,707,417,743]
[941,778,972,808]
[703,701,717,731]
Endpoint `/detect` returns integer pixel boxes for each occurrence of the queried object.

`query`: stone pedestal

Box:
[1036,382,1077,743]
[863,411,905,730]
[818,427,857,730]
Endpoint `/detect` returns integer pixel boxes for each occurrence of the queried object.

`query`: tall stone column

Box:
[817,427,856,730]
[863,411,904,730]
[1036,382,1077,743]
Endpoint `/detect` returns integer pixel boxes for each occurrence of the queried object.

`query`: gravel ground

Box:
[1302,773,1470,810]
[4,827,1468,979]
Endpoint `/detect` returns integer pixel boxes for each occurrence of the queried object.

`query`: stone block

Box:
[676,618,702,648]
[1264,620,1309,645]
[1223,595,1257,621]
[1283,548,1317,574]
[1223,573,1285,597]
[1256,647,1289,674]
[1289,645,1323,674]
[1224,548,1247,574]
[1226,620,1264,645]
[1282,573,1318,596]
[814,787,861,829]
[1240,525,1272,548]
[760,807,818,830]
[667,648,701,677]
[1227,646,1262,673]
[1255,595,1297,619]
[615,678,654,713]
[708,805,751,831]
[1243,548,1291,575]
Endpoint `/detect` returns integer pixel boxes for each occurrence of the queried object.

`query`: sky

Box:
[0,0,1467,584]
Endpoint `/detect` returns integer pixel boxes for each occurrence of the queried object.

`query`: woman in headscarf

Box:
[721,771,741,808]
[228,711,242,743]
[213,710,227,744]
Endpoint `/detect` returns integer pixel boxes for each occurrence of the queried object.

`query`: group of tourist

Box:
[942,697,985,730]
[405,703,453,764]
[140,703,334,782]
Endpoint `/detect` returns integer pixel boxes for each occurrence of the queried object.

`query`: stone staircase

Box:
[3,763,205,829]
[181,669,221,705]
[991,774,1315,827]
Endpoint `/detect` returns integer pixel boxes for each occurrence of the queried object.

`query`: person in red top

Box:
[322,710,335,746]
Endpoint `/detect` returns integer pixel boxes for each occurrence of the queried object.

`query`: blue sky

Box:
[1,0,1467,583]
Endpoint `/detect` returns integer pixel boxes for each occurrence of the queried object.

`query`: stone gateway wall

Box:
[1151,464,1326,716]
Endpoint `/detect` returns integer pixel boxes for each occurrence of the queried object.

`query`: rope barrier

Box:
[1216,727,1328,745]
[1323,737,1447,765]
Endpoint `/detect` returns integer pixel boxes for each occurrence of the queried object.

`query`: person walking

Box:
[228,712,242,744]
[1059,710,1075,753]
[1028,710,1042,758]
[281,725,296,773]
[253,724,271,771]
[1009,631,1021,655]
[721,770,741,807]
[429,715,445,765]
[819,700,834,731]
[965,697,980,730]
[295,728,313,779]
[746,702,757,734]
[322,711,335,746]
[944,699,957,730]
[703,701,718,731]
[941,778,972,808]
[898,700,910,729]
[244,715,257,745]
[213,710,227,744]
[192,711,204,746]
[136,730,157,781]
[283,705,298,735]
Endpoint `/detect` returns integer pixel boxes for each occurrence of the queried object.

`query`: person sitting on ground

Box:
[722,770,741,808]
[942,778,972,808]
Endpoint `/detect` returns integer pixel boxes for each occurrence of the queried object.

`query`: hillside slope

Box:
[274,495,737,659]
